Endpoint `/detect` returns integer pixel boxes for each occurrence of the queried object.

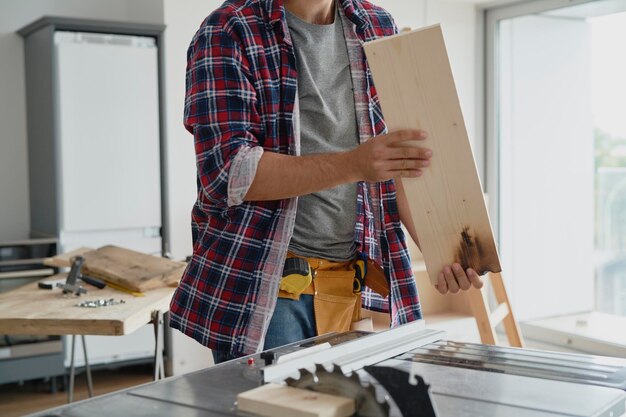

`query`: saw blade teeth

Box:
[349,372,361,384]
[300,368,315,380]
[284,377,298,387]
[331,364,344,375]
[315,363,327,375]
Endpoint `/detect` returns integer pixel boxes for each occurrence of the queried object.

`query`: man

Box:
[170,0,483,362]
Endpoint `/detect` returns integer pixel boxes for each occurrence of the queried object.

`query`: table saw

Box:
[28,320,626,417]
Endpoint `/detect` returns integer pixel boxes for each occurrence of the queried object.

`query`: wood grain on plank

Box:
[81,246,185,292]
[363,24,501,284]
[237,384,355,417]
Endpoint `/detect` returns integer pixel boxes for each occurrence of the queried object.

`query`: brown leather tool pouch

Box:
[347,258,387,332]
[313,270,357,335]
[365,258,390,298]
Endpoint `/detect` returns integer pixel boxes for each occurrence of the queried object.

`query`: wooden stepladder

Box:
[467,272,524,347]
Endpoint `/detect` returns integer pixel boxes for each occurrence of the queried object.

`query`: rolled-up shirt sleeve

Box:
[184,23,263,208]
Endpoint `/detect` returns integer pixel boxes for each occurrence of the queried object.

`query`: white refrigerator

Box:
[43,29,163,367]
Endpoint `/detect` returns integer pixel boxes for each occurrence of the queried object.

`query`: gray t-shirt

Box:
[286,9,359,262]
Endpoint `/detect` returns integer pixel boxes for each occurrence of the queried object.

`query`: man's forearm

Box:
[243,151,359,201]
[243,129,431,202]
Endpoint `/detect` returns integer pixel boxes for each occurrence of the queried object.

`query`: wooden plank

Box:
[237,384,355,417]
[0,275,174,336]
[81,246,185,292]
[363,25,501,284]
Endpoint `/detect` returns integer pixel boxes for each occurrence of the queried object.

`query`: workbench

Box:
[0,277,174,402]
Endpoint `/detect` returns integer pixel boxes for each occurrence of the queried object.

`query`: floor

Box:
[0,364,153,417]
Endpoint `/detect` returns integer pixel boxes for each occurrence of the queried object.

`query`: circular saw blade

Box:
[285,364,390,417]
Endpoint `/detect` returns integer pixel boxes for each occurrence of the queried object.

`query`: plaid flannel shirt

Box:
[170,0,422,356]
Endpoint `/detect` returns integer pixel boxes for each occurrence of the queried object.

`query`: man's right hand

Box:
[348,129,432,182]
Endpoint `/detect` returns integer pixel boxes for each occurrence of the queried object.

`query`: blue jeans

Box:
[211,295,316,364]
[263,294,316,350]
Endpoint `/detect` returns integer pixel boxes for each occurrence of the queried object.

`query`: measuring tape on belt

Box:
[353,252,367,295]
[280,257,313,295]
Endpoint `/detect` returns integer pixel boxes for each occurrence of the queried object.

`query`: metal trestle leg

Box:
[67,334,94,403]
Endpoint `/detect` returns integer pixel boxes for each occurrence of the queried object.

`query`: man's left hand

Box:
[434,264,483,294]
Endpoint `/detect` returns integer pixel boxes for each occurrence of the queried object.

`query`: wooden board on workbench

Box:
[0,274,174,336]
[81,246,185,292]
[363,25,501,284]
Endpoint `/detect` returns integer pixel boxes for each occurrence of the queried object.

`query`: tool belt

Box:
[278,252,390,335]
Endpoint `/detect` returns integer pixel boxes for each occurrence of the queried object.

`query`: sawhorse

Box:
[66,309,166,403]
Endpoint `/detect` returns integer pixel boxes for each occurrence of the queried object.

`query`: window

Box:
[593,11,626,315]
[486,0,626,320]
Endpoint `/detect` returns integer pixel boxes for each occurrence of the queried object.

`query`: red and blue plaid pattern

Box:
[170,0,422,356]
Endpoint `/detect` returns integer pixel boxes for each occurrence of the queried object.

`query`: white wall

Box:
[0,0,163,241]
[162,0,220,260]
[374,0,428,28]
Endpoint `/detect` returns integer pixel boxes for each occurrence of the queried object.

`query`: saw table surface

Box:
[0,276,174,336]
[26,326,626,417]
